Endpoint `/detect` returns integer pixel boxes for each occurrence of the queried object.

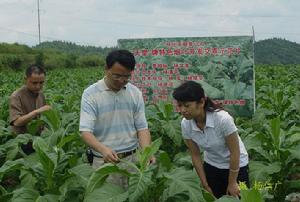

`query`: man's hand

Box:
[13,105,52,127]
[35,105,51,114]
[101,146,119,163]
[226,182,240,198]
[149,155,156,164]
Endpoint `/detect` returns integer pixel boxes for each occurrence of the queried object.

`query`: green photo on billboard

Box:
[118,36,254,117]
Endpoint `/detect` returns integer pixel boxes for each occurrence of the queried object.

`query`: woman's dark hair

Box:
[172,81,223,112]
[25,64,45,77]
[106,49,136,71]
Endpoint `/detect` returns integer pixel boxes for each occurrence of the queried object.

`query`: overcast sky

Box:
[0,0,299,47]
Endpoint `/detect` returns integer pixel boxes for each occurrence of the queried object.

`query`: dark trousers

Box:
[204,162,249,198]
[21,141,35,155]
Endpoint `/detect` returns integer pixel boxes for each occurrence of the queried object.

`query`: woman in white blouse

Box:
[172,81,249,198]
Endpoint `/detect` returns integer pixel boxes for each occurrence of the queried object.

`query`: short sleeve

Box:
[9,95,23,125]
[79,92,97,133]
[181,119,191,139]
[221,114,238,137]
[134,91,148,131]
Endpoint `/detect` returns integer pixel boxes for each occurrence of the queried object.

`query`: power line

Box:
[0,26,103,47]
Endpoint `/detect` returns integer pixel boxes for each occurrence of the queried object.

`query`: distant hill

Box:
[34,38,300,65]
[254,38,300,64]
[1,38,299,70]
[34,41,116,56]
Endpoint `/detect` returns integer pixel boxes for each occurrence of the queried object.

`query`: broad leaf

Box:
[137,138,162,171]
[128,170,153,202]
[85,164,129,194]
[69,163,94,184]
[41,109,61,131]
[249,161,281,182]
[84,182,128,202]
[11,188,38,202]
[0,159,24,180]
[162,120,182,146]
[215,196,240,202]
[240,189,264,202]
[162,167,204,202]
[32,137,57,189]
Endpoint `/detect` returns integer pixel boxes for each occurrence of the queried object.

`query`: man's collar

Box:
[24,86,39,97]
[98,78,127,91]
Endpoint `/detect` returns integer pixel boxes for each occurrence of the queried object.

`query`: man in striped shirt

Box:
[79,50,154,187]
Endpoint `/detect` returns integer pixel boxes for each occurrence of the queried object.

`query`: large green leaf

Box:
[40,109,61,131]
[85,164,129,194]
[36,194,60,202]
[288,144,300,160]
[240,189,264,202]
[85,182,128,202]
[12,188,59,202]
[215,196,240,202]
[162,167,204,202]
[32,137,57,189]
[159,151,172,171]
[0,159,24,180]
[198,80,224,98]
[128,170,153,202]
[269,117,281,149]
[11,188,39,202]
[26,119,44,135]
[20,169,37,189]
[137,138,162,171]
[69,163,94,184]
[58,176,85,202]
[249,161,281,182]
[57,133,80,148]
[162,119,182,146]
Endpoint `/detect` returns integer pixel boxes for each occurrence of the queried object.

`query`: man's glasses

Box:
[107,71,131,81]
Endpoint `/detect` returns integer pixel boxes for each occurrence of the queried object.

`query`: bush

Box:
[44,54,67,70]
[76,55,104,67]
[65,54,77,68]
[0,54,22,70]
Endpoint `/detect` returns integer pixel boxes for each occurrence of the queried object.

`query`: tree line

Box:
[1,38,299,71]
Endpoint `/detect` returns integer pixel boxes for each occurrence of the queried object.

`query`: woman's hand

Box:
[203,184,214,196]
[226,182,240,198]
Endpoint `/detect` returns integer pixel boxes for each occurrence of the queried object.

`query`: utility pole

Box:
[252,25,256,113]
[37,0,41,44]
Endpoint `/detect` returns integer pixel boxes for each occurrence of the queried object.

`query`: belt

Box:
[117,149,136,159]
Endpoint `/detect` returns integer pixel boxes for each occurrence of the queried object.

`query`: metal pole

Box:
[252,25,256,113]
[37,0,41,44]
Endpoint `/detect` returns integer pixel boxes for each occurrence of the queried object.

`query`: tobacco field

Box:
[0,64,299,202]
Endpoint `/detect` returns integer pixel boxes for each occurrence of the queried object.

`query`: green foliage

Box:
[0,54,22,70]
[0,63,299,201]
[147,102,185,159]
[255,38,300,64]
[35,52,44,67]
[34,40,116,56]
[76,54,104,67]
[0,42,107,70]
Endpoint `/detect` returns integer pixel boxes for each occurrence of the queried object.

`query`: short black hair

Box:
[106,49,136,71]
[173,81,205,102]
[25,65,45,77]
[173,81,223,112]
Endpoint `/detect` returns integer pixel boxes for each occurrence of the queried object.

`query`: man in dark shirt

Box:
[9,65,51,153]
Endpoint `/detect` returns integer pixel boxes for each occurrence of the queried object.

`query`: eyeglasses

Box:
[107,71,131,81]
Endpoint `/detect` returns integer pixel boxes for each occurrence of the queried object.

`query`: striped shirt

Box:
[79,79,148,156]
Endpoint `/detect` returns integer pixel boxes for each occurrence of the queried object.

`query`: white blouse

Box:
[181,110,248,169]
